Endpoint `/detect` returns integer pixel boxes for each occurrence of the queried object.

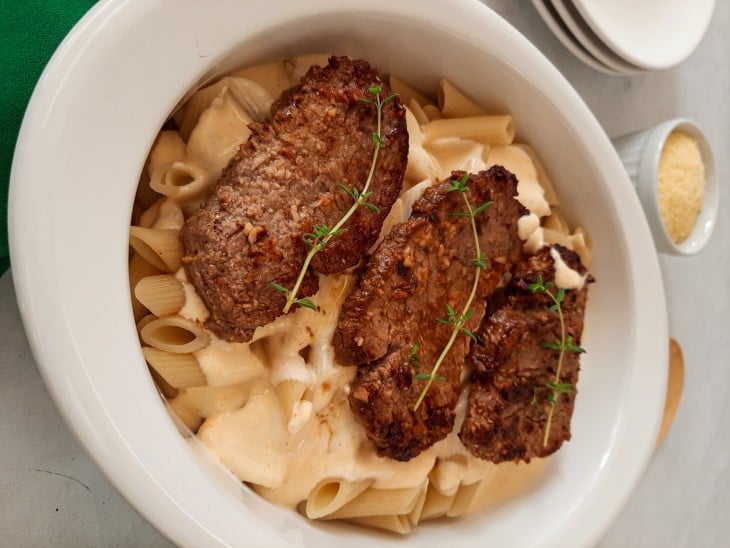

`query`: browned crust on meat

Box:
[180,56,408,342]
[335,167,527,461]
[459,245,592,462]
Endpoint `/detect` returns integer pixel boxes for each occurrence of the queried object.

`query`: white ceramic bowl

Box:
[9,1,667,547]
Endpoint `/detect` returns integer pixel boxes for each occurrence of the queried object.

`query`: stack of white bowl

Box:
[532,0,715,75]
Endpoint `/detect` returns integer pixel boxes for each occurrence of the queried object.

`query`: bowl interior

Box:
[9,2,667,547]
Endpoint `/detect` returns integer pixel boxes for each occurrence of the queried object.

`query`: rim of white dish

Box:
[573,0,716,70]
[551,0,644,75]
[8,0,667,547]
[531,0,621,76]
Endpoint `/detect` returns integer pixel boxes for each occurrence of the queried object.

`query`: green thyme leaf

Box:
[295,298,317,311]
[381,93,398,104]
[547,381,573,394]
[269,282,289,295]
[541,340,562,351]
[473,201,493,215]
[461,328,477,342]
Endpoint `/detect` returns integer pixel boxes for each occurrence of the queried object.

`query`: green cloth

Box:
[0,0,97,275]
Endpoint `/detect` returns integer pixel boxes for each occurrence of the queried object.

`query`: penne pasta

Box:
[423,114,515,146]
[138,199,163,229]
[148,130,187,172]
[194,340,267,387]
[420,483,457,521]
[324,484,425,520]
[152,199,185,230]
[148,160,213,203]
[175,76,274,140]
[429,457,467,497]
[404,109,441,182]
[142,347,207,389]
[147,363,180,399]
[407,481,429,526]
[134,163,160,210]
[169,383,250,433]
[446,480,484,517]
[223,77,274,123]
[128,252,163,322]
[231,61,294,100]
[437,78,487,118]
[452,460,546,516]
[408,98,429,126]
[348,514,412,535]
[186,87,254,176]
[422,104,442,121]
[571,226,593,267]
[134,274,186,317]
[304,478,373,519]
[135,313,158,337]
[128,226,183,273]
[140,315,210,354]
[388,74,433,108]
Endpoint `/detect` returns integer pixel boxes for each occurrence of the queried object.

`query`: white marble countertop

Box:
[1,1,728,546]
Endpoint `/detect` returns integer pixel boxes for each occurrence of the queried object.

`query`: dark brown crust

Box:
[459,245,592,462]
[181,56,408,342]
[334,167,527,461]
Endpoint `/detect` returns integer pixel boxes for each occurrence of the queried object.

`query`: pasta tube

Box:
[142,347,207,389]
[134,274,186,317]
[423,115,515,146]
[129,252,162,322]
[128,227,183,273]
[437,78,487,118]
[388,74,433,108]
[304,479,373,519]
[324,485,424,520]
[140,315,210,354]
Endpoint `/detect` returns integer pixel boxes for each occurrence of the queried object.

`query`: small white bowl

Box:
[612,119,717,255]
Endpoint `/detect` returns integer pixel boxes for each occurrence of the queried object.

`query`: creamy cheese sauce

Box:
[550,246,587,290]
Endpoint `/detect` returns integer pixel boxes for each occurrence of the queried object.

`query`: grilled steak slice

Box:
[459,245,591,462]
[335,167,526,461]
[181,56,408,342]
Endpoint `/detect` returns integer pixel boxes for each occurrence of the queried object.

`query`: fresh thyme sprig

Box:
[527,274,586,446]
[271,85,397,313]
[413,173,491,410]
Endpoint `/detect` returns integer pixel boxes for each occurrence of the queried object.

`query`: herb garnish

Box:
[527,274,585,446]
[413,173,491,410]
[270,85,396,313]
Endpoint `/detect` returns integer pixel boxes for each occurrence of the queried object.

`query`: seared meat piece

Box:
[334,167,526,461]
[459,245,592,462]
[181,56,408,342]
